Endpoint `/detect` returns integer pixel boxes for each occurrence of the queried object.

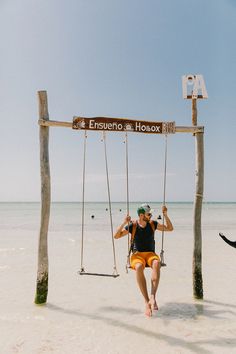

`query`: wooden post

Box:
[35,91,51,304]
[192,99,197,126]
[192,98,204,299]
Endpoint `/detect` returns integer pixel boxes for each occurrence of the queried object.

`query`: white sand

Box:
[1,220,236,353]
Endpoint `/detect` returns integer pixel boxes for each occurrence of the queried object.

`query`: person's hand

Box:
[162,205,168,215]
[124,215,131,224]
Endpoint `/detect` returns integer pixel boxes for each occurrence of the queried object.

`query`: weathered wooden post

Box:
[35,91,51,304]
[182,74,208,299]
[192,98,204,299]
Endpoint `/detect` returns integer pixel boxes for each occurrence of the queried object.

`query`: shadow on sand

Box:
[99,299,236,320]
[46,299,236,354]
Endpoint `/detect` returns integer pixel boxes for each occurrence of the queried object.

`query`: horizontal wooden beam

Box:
[38,119,204,134]
[38,119,72,128]
[175,126,204,133]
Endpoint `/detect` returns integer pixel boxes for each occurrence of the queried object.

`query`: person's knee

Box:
[152,259,160,272]
[151,261,160,282]
[135,262,144,272]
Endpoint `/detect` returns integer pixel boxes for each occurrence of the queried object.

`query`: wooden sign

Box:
[72,117,176,134]
[182,74,208,99]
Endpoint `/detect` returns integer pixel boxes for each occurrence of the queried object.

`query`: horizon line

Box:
[0,201,236,204]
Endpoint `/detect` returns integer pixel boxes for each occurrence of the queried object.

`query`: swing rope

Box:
[125,132,130,228]
[102,131,119,277]
[160,134,168,267]
[80,130,87,273]
[79,131,119,278]
[124,132,131,272]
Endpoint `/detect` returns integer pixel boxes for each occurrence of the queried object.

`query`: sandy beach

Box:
[0,202,236,354]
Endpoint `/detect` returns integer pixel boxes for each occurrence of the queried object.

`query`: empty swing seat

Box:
[78,269,119,278]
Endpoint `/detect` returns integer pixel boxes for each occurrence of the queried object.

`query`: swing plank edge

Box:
[78,271,120,278]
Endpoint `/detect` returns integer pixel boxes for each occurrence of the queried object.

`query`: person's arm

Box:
[156,206,173,232]
[114,215,131,239]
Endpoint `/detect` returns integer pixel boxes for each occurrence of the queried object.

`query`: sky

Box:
[0,0,236,202]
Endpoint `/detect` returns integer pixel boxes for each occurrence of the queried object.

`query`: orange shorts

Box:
[130,252,160,269]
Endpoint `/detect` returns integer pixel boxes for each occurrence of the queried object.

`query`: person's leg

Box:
[134,262,152,316]
[150,259,160,310]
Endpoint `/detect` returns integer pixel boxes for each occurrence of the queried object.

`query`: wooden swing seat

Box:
[78,270,119,278]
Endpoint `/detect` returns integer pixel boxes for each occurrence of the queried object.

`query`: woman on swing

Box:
[114,203,173,317]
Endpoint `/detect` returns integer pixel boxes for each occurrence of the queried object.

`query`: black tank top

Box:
[126,221,158,252]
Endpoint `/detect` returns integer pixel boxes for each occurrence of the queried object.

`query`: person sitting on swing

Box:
[114,203,173,317]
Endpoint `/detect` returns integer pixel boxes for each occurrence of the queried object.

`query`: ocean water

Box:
[1,201,236,274]
[1,201,236,234]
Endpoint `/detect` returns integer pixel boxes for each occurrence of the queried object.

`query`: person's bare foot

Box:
[145,302,152,317]
[152,301,158,311]
[150,298,158,311]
